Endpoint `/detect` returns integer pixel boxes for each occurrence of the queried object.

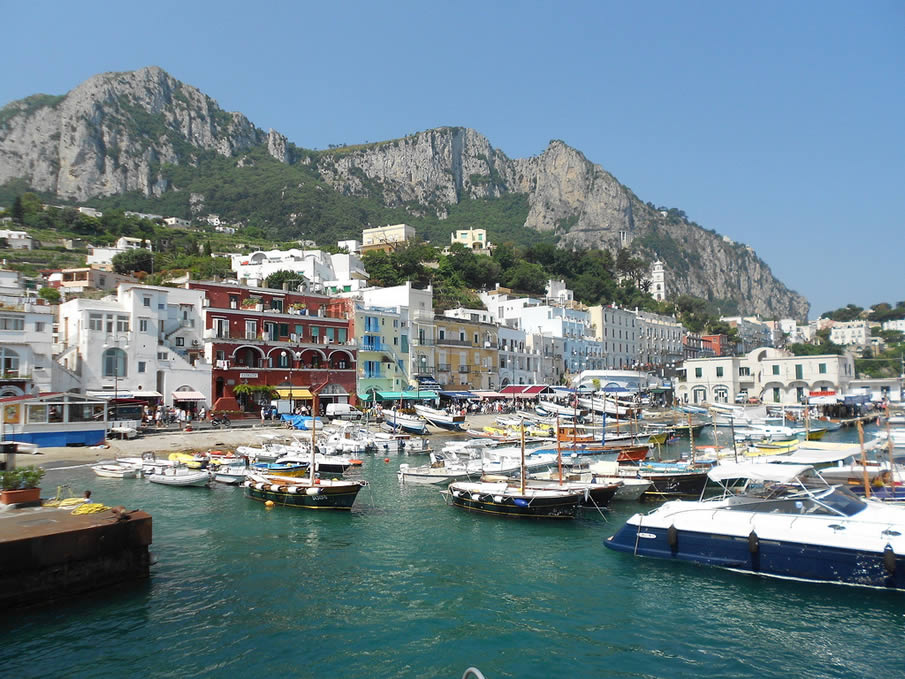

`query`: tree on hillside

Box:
[112,248,154,274]
[10,196,24,224]
[265,269,305,290]
[504,261,547,294]
[38,286,61,304]
[823,304,864,322]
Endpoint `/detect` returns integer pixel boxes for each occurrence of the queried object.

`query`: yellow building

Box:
[450,228,491,252]
[432,315,499,390]
[361,224,416,254]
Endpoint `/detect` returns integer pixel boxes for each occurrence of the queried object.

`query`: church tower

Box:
[650,260,667,301]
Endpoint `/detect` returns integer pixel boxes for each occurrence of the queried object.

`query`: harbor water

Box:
[4,424,903,679]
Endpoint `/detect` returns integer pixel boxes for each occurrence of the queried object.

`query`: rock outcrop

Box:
[0,67,808,319]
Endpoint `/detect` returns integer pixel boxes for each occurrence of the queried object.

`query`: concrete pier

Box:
[0,506,152,609]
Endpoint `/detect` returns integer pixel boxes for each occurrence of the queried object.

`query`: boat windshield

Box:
[725,482,867,517]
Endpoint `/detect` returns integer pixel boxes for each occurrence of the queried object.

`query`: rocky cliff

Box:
[0,67,808,319]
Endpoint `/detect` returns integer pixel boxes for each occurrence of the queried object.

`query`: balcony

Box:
[458,365,471,374]
[437,363,451,372]
[436,337,474,347]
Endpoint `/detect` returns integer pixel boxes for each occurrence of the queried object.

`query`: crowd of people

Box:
[142,404,205,429]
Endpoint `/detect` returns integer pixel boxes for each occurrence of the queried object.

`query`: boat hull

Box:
[244,482,364,509]
[447,486,581,519]
[628,470,710,500]
[605,524,905,590]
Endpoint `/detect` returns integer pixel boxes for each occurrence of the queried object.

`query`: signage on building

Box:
[809,390,836,396]
[239,372,259,378]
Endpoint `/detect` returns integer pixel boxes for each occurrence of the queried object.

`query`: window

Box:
[795,364,803,380]
[739,366,750,377]
[819,363,827,374]
[337,328,347,343]
[138,361,146,373]
[116,316,129,332]
[694,367,702,378]
[772,387,780,403]
[143,297,151,307]
[245,320,257,340]
[139,319,149,332]
[716,366,724,377]
[35,322,45,332]
[102,348,127,377]
[89,314,103,331]
[772,365,780,375]
[176,337,185,346]
[0,347,20,375]
[271,299,283,312]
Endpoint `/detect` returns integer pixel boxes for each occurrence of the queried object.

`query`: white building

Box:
[77,207,103,218]
[230,247,367,293]
[496,325,535,388]
[721,316,774,352]
[882,319,905,333]
[0,302,77,397]
[164,217,190,228]
[636,310,685,367]
[124,211,163,221]
[57,284,211,407]
[650,260,666,301]
[0,229,34,250]
[86,237,153,268]
[678,347,854,405]
[589,305,639,370]
[829,320,870,347]
[525,333,566,385]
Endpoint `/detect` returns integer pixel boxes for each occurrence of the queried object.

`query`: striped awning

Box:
[171,390,206,401]
[273,388,314,399]
[376,390,439,401]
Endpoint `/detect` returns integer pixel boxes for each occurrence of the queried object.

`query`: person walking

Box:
[198,406,206,422]
[260,405,267,423]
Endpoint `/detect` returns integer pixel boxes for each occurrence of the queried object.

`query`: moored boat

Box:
[413,404,466,431]
[444,480,585,518]
[148,466,210,487]
[243,473,367,509]
[605,462,905,590]
[92,463,140,479]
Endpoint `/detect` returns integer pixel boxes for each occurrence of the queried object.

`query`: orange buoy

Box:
[265,500,274,508]
[350,458,363,466]
[384,457,390,463]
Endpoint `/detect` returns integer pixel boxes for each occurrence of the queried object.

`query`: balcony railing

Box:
[437,338,474,347]
[437,363,451,372]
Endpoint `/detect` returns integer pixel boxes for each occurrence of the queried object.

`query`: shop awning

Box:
[500,385,528,395]
[273,388,314,399]
[523,385,549,395]
[377,390,439,401]
[472,390,504,398]
[133,390,163,398]
[171,390,206,401]
[438,390,476,399]
[86,390,133,400]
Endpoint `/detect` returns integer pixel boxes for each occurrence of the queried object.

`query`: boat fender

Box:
[883,544,896,575]
[306,487,320,496]
[493,495,504,503]
[748,531,759,554]
[242,480,251,487]
[452,490,461,497]
[287,486,298,494]
[667,525,678,550]
[269,484,281,492]
[513,498,529,507]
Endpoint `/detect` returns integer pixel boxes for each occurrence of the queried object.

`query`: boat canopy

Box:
[377,390,439,400]
[772,449,856,465]
[707,462,814,483]
[438,390,476,399]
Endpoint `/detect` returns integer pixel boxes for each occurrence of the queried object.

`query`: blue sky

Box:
[2,1,902,319]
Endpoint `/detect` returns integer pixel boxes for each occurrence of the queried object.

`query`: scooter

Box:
[210,414,232,428]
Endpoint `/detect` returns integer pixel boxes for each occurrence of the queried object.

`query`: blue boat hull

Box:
[605,524,905,590]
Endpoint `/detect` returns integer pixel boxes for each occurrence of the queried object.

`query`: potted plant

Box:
[241,296,263,311]
[1,465,45,505]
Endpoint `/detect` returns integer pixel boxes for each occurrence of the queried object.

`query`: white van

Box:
[325,403,362,420]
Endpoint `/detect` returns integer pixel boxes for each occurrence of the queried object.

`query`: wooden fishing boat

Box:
[381,411,429,435]
[618,462,711,500]
[244,473,367,509]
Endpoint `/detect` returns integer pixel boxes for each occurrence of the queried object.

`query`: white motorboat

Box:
[381,411,429,435]
[210,461,249,485]
[148,466,210,487]
[413,404,466,431]
[606,462,905,589]
[92,463,140,479]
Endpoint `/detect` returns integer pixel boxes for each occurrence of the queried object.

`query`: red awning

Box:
[500,386,528,395]
[523,385,549,395]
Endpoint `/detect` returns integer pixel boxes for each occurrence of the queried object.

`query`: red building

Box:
[700,334,729,357]
[188,282,357,415]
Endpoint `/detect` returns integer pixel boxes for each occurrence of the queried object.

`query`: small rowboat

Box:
[148,467,210,487]
[92,463,140,479]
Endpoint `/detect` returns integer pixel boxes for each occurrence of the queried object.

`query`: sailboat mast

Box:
[311,394,318,482]
[857,420,871,499]
[556,415,562,486]
[520,419,526,495]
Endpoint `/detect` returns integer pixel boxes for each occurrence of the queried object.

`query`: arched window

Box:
[0,347,19,376]
[102,348,127,377]
[276,352,289,368]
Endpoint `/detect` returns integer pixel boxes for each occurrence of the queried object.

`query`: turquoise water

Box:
[4,425,903,679]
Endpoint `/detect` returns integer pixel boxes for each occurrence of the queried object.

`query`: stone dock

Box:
[0,504,152,609]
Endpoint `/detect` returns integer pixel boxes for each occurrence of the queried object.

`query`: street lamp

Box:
[283,349,302,412]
